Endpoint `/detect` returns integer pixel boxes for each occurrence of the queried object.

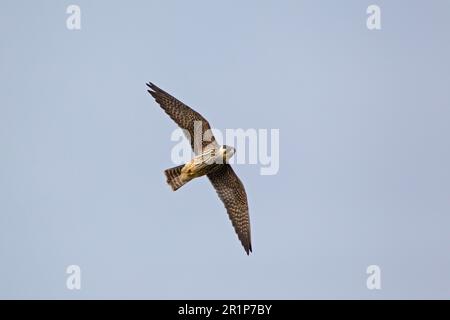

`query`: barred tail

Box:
[164,165,187,191]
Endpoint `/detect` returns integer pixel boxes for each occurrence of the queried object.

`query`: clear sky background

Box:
[1,1,449,299]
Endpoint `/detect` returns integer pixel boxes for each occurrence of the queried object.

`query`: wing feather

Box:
[207,165,252,255]
[146,82,218,153]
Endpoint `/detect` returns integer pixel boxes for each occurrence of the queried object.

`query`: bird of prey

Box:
[146,82,252,255]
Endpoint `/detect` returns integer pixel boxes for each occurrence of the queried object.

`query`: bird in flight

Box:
[146,82,252,255]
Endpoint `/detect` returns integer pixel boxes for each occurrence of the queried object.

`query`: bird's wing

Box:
[146,82,218,154]
[207,165,252,255]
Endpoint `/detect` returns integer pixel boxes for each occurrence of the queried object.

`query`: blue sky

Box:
[1,0,449,298]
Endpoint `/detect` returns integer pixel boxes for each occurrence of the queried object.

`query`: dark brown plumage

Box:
[146,82,252,255]
[147,82,217,154]
[207,165,252,254]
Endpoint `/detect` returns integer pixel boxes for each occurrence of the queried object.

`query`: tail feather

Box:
[164,165,187,191]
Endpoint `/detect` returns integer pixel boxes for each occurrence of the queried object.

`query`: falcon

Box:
[146,82,252,255]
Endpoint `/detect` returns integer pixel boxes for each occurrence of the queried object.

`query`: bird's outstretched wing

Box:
[146,82,218,153]
[207,165,252,255]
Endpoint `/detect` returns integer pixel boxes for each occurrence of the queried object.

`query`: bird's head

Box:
[219,145,235,163]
